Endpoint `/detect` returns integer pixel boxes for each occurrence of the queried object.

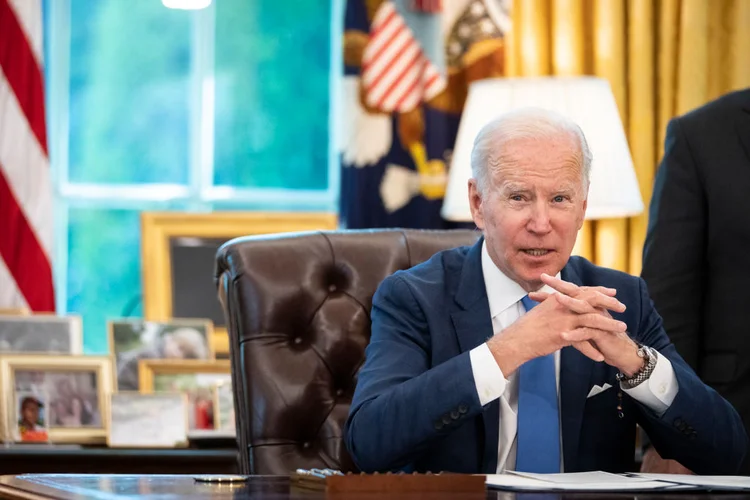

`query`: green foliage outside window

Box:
[50,0,333,353]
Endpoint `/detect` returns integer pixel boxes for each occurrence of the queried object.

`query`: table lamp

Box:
[441,76,643,221]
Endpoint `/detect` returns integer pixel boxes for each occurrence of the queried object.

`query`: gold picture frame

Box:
[0,309,30,316]
[213,380,235,434]
[141,211,338,355]
[137,359,231,394]
[138,359,232,436]
[0,355,114,444]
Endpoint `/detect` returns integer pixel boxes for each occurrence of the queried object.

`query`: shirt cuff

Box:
[470,343,508,406]
[621,350,679,416]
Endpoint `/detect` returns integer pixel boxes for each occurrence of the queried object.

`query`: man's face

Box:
[469,134,588,292]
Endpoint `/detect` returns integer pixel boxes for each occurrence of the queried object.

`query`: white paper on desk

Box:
[510,471,653,484]
[485,472,693,492]
[636,474,750,491]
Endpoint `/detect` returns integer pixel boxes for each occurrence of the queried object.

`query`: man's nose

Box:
[527,202,552,233]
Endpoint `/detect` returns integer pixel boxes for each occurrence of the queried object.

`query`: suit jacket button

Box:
[673,418,684,428]
[450,410,460,420]
[458,404,468,414]
[442,415,452,425]
[435,421,444,430]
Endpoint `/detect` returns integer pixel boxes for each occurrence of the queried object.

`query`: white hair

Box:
[470,107,592,194]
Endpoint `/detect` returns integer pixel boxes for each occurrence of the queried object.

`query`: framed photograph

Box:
[213,380,235,434]
[0,315,82,354]
[109,318,214,391]
[0,355,114,444]
[107,392,188,448]
[14,391,49,443]
[140,211,338,356]
[0,309,30,316]
[138,359,231,434]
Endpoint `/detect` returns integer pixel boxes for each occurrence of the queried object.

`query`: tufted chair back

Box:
[214,228,481,475]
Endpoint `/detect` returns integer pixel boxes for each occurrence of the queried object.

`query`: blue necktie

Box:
[515,295,561,473]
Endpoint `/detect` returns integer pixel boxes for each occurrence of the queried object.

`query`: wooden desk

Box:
[0,475,748,500]
[0,447,238,474]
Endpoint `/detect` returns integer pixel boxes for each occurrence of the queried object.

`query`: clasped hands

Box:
[488,273,643,377]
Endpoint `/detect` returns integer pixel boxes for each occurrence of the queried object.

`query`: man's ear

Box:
[577,181,589,230]
[468,179,485,230]
[578,198,588,230]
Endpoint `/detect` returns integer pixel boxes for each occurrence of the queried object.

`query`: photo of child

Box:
[15,392,49,443]
[15,370,101,428]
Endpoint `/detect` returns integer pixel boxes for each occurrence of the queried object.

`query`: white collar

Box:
[481,240,561,318]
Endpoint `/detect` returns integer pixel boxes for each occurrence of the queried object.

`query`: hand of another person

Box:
[531,274,643,376]
[640,446,694,475]
[486,290,628,376]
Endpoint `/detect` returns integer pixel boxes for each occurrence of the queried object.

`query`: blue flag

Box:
[339,0,511,229]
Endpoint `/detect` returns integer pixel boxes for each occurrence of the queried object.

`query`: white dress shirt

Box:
[469,241,679,473]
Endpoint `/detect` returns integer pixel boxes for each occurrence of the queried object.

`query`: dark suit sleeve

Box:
[344,275,484,472]
[632,278,748,475]
[641,117,706,370]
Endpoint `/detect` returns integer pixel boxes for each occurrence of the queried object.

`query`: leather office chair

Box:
[214,229,481,475]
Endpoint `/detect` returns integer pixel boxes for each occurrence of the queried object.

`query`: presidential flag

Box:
[339,0,511,229]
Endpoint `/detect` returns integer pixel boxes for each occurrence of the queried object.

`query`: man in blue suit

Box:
[344,108,747,475]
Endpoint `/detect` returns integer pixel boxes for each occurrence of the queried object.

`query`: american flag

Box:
[0,0,55,312]
[361,1,446,113]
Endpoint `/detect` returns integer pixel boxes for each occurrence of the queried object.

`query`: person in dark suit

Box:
[641,88,750,474]
[344,107,747,475]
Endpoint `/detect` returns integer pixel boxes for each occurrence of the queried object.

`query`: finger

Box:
[583,286,618,297]
[554,292,594,314]
[557,291,625,315]
[577,291,626,313]
[562,327,601,343]
[573,340,605,362]
[540,273,581,297]
[527,291,551,302]
[577,314,628,332]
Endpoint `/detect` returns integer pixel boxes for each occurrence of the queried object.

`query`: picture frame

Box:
[0,308,30,316]
[140,211,338,356]
[108,318,215,391]
[107,392,189,448]
[0,355,114,444]
[0,314,83,354]
[213,380,235,434]
[137,359,231,436]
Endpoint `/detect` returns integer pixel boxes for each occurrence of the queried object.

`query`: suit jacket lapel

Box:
[450,238,498,473]
[559,261,596,472]
[736,103,750,166]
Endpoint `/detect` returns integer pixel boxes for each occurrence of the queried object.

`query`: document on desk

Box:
[637,473,750,491]
[485,471,695,492]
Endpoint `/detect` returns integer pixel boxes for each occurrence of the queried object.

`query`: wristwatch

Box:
[616,344,657,389]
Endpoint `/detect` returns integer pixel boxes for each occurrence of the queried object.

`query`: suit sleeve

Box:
[344,275,485,472]
[632,278,748,475]
[641,117,706,370]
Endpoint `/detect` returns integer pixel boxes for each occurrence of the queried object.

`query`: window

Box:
[45,0,341,353]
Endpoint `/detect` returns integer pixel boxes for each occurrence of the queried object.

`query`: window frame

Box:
[45,0,343,319]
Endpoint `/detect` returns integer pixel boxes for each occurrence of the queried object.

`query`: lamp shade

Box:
[441,76,643,221]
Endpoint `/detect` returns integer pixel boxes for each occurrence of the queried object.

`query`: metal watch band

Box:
[617,345,657,389]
